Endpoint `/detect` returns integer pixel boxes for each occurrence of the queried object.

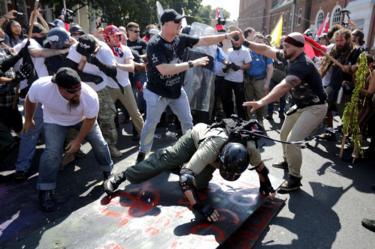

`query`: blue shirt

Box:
[247,51,272,78]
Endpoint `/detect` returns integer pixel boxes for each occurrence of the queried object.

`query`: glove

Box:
[229,62,241,71]
[86,54,100,66]
[14,63,33,82]
[17,40,31,59]
[192,202,216,222]
[258,167,275,196]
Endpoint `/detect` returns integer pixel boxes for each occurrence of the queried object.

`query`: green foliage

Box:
[41,0,231,29]
[342,52,368,157]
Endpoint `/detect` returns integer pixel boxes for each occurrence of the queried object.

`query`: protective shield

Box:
[183,22,217,115]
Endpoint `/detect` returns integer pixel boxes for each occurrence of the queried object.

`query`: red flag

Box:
[304,35,327,59]
[316,13,330,37]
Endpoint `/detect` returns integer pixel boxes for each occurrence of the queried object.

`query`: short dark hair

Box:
[244,27,255,39]
[327,24,342,40]
[352,29,365,46]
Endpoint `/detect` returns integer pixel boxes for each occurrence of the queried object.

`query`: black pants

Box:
[222,79,246,119]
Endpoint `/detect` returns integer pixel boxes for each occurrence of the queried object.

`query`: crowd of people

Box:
[0,7,374,230]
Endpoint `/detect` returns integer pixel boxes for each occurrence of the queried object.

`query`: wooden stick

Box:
[339,135,346,158]
[306,40,347,71]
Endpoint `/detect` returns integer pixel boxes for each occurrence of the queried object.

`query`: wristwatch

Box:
[188,61,194,68]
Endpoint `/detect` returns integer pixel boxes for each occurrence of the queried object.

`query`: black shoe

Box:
[14,171,28,181]
[279,113,285,120]
[103,174,125,195]
[278,175,302,193]
[317,131,335,141]
[266,114,273,121]
[272,161,288,170]
[103,171,110,180]
[38,190,57,212]
[136,152,145,163]
[362,218,375,232]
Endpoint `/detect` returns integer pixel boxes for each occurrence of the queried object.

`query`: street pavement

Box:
[0,114,374,249]
[255,115,375,249]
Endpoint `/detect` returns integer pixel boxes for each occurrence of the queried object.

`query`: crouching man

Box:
[23,67,113,212]
[104,119,275,222]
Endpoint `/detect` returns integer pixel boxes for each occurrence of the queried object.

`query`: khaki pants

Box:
[280,103,328,177]
[109,85,144,134]
[244,75,266,121]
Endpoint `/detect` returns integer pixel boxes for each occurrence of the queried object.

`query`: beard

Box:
[68,97,80,110]
[335,42,351,54]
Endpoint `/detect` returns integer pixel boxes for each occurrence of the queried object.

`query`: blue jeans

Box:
[139,88,193,154]
[15,104,44,172]
[37,122,113,190]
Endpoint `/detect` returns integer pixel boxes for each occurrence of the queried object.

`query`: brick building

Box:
[269,0,313,34]
[238,0,272,33]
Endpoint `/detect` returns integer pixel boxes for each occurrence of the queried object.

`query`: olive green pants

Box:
[124,130,216,190]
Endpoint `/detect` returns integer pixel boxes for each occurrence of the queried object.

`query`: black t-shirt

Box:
[276,51,326,108]
[146,34,199,99]
[127,39,147,56]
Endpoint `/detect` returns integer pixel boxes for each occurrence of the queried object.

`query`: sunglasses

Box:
[130,30,140,33]
[174,20,181,24]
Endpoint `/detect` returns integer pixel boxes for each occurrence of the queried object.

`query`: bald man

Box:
[241,32,327,192]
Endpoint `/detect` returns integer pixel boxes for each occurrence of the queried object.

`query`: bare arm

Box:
[196,30,240,47]
[29,47,69,58]
[242,62,250,71]
[22,95,37,133]
[264,63,274,91]
[243,76,295,112]
[243,40,279,60]
[65,117,96,154]
[156,56,209,76]
[115,58,135,73]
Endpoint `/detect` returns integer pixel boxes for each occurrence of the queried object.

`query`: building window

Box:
[296,8,303,26]
[331,5,342,26]
[315,10,324,29]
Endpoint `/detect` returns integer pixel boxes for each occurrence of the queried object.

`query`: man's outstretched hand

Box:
[192,202,220,222]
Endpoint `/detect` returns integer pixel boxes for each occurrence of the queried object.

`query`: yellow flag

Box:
[271,15,283,47]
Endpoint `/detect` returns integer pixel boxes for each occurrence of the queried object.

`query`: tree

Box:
[40,0,233,29]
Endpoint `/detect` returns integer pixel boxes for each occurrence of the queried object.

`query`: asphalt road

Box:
[1,115,374,249]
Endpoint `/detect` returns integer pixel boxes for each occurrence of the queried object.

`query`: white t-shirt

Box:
[107,44,134,88]
[67,41,115,92]
[224,46,252,83]
[14,38,49,90]
[28,76,99,126]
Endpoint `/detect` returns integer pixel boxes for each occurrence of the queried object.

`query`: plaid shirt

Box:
[0,48,17,108]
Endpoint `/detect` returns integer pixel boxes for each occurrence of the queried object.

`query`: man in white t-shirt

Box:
[222,29,251,119]
[23,67,113,212]
[13,25,71,181]
[66,34,122,157]
[102,25,144,138]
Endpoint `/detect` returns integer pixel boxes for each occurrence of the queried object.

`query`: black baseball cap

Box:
[52,67,81,91]
[160,9,185,25]
[69,24,85,35]
[76,34,96,56]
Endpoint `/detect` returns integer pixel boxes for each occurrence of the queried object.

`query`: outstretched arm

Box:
[242,39,279,60]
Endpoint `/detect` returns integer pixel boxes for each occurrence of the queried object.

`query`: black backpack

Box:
[209,115,265,148]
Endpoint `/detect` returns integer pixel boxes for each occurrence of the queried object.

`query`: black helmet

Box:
[47,27,70,49]
[219,143,249,181]
[69,23,85,37]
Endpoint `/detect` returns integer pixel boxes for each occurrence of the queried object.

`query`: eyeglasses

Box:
[130,30,140,33]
